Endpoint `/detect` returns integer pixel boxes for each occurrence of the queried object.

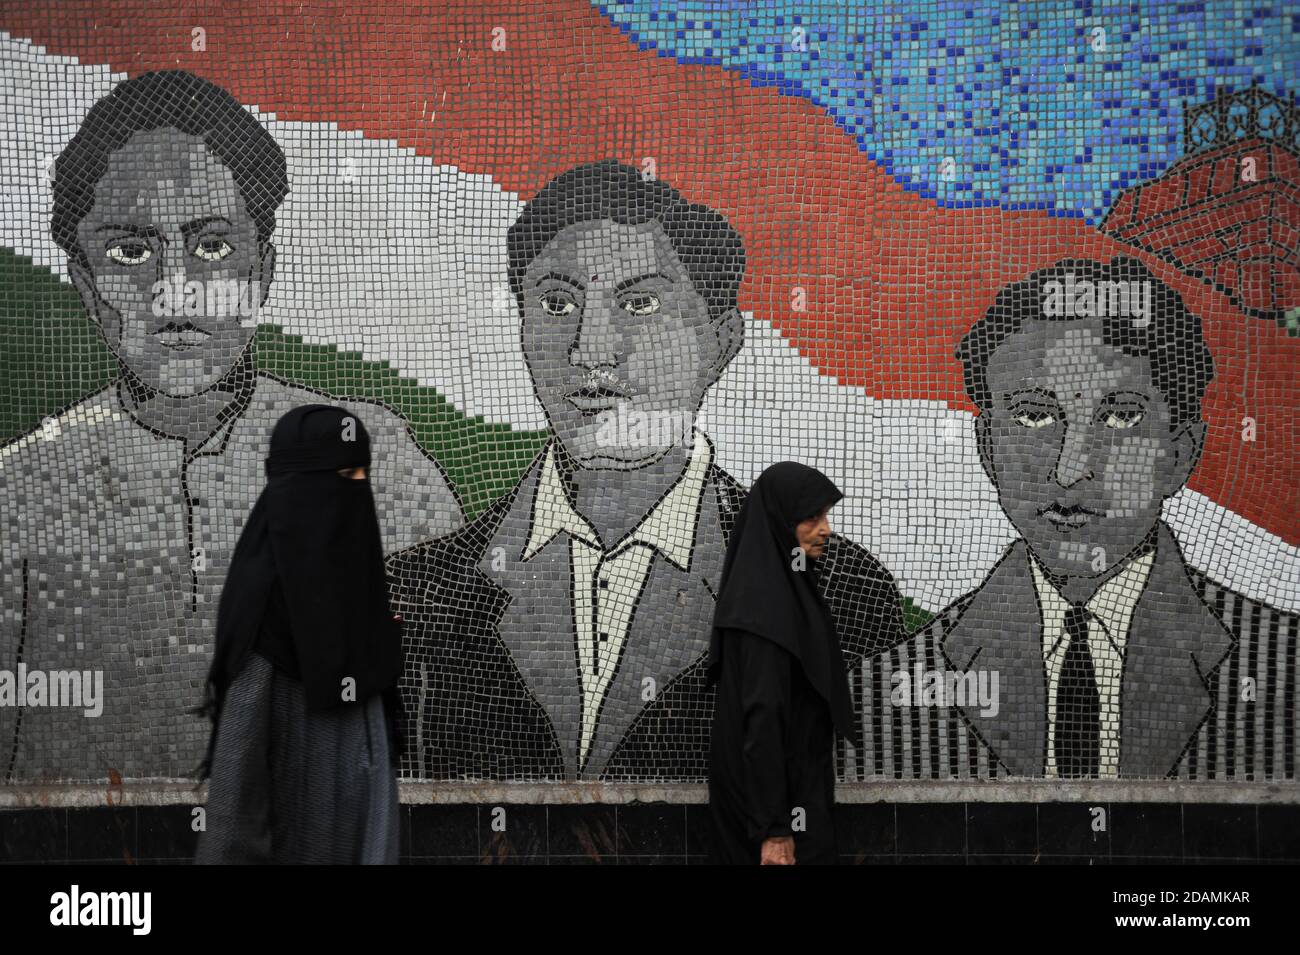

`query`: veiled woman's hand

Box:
[760,836,795,865]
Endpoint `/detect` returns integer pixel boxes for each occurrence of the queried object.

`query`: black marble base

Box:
[2,802,1296,864]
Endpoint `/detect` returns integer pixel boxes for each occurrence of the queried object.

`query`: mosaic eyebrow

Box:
[1098,390,1149,401]
[614,271,671,294]
[94,215,232,242]
[94,223,160,237]
[532,271,584,290]
[1003,387,1058,403]
[180,215,234,239]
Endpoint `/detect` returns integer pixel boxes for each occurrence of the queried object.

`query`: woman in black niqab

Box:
[195,404,403,865]
[707,461,857,865]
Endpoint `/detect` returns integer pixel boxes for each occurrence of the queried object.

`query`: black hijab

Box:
[707,461,856,740]
[196,404,402,775]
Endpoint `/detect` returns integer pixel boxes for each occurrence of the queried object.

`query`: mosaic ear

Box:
[1167,418,1207,497]
[253,241,277,308]
[67,259,106,328]
[708,305,744,381]
[974,412,996,489]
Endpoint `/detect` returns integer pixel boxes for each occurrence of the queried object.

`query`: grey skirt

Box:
[196,652,399,864]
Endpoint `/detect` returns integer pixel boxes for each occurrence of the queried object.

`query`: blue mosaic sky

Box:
[596,0,1300,222]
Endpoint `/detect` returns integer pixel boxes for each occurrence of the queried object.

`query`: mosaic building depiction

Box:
[0,0,1298,801]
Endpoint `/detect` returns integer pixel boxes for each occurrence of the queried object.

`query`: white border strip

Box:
[0,781,1296,807]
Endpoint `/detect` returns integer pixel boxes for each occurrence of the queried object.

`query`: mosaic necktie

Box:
[1054,603,1101,778]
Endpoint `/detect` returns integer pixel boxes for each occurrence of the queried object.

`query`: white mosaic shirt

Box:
[1031,548,1156,779]
[523,428,712,766]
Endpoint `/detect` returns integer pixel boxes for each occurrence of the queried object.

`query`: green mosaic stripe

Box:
[0,247,118,439]
[901,598,931,634]
[252,325,546,518]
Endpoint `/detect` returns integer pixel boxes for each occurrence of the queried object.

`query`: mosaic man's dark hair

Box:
[507,160,745,322]
[956,256,1215,430]
[51,70,288,271]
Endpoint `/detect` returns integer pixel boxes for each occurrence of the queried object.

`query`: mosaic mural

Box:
[0,1,1297,787]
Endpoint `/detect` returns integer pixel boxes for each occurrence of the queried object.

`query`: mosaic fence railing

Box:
[0,1,1297,789]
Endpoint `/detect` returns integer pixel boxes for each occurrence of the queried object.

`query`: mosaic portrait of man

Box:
[0,70,463,782]
[387,160,906,781]
[857,256,1298,781]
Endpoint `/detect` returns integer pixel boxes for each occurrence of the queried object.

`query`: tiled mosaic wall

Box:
[0,2,1297,789]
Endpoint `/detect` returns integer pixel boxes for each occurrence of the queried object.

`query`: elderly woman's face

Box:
[795,506,832,560]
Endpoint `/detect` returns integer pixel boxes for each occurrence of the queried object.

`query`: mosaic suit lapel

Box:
[942,524,1235,778]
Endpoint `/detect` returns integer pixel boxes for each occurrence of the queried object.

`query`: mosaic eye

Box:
[1101,407,1145,429]
[538,289,577,316]
[620,291,661,316]
[104,239,152,266]
[193,236,234,262]
[1013,409,1056,429]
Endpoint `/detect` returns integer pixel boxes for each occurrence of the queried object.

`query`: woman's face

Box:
[336,466,368,480]
[795,506,832,560]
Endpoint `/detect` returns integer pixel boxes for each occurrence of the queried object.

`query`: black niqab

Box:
[196,404,402,775]
[707,461,855,739]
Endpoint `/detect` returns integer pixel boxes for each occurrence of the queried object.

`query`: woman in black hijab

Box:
[707,461,857,865]
[195,404,404,865]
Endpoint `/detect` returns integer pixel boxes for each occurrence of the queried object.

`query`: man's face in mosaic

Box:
[521,218,730,469]
[69,127,273,397]
[977,317,1205,580]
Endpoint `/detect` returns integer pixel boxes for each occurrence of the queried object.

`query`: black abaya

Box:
[195,404,403,865]
[708,626,838,864]
[706,461,853,865]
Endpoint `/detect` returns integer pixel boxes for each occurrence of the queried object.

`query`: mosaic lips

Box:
[1038,501,1104,531]
[154,319,212,350]
[564,378,630,414]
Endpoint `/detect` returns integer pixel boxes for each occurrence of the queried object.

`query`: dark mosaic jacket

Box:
[386,448,906,782]
[843,521,1299,782]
